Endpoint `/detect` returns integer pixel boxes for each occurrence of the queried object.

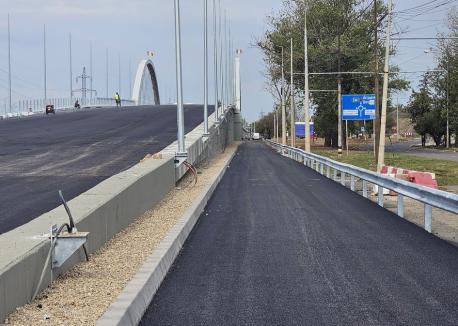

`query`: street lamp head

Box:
[147,51,155,57]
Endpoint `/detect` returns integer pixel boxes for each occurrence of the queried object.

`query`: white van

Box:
[252,132,261,140]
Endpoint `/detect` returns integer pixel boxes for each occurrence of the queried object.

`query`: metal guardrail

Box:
[266,140,458,233]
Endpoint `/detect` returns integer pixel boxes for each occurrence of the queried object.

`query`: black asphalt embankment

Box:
[141,141,458,325]
[0,105,213,234]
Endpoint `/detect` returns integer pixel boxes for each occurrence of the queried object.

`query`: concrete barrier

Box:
[0,108,235,322]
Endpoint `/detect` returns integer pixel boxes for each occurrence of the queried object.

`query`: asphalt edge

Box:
[96,144,239,326]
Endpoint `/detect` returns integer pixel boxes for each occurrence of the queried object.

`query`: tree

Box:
[255,0,408,147]
[407,74,446,147]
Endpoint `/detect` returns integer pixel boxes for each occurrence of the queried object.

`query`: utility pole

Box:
[69,33,73,104]
[281,47,286,145]
[75,67,96,105]
[7,14,12,114]
[446,48,450,148]
[43,24,47,105]
[337,34,342,156]
[106,48,109,98]
[174,0,187,156]
[276,108,279,140]
[304,2,311,152]
[373,0,380,159]
[274,109,278,141]
[203,0,209,136]
[290,38,296,148]
[213,0,219,120]
[377,0,393,172]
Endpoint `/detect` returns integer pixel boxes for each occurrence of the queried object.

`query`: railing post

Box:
[333,169,337,181]
[397,194,404,218]
[341,172,346,186]
[320,163,324,175]
[378,186,384,207]
[326,165,330,178]
[350,175,355,191]
[424,204,432,233]
[362,180,368,198]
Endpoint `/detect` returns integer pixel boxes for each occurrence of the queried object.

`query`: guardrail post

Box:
[326,165,330,178]
[333,168,337,181]
[362,180,368,198]
[341,172,346,186]
[424,204,432,233]
[320,163,324,175]
[378,187,384,207]
[350,175,355,191]
[397,194,404,218]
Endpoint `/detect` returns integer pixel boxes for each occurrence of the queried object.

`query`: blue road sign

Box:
[342,94,376,120]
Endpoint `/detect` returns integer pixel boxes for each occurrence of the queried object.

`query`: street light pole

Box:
[203,0,209,136]
[174,0,187,156]
[290,38,296,148]
[7,14,12,114]
[304,3,311,152]
[377,0,393,172]
[106,48,109,99]
[43,24,47,106]
[213,0,219,121]
[69,33,73,104]
[90,41,93,100]
[281,47,286,145]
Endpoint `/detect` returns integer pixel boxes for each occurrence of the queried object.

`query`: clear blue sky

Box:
[0,0,455,122]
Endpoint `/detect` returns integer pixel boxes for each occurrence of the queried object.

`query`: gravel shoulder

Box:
[3,143,238,326]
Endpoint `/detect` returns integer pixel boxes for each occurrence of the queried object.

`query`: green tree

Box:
[256,0,408,147]
[407,74,446,147]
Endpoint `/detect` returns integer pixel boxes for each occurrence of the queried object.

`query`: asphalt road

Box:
[141,141,458,325]
[357,139,458,162]
[0,104,213,235]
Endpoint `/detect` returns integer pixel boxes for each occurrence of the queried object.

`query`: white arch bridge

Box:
[132,58,161,106]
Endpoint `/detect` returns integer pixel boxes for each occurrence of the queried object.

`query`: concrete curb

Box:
[97,145,239,326]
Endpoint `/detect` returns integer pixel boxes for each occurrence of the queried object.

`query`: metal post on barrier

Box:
[351,175,355,191]
[333,168,337,181]
[326,165,330,178]
[320,163,324,175]
[378,187,384,207]
[397,194,404,218]
[424,204,432,232]
[341,172,346,186]
[363,180,368,198]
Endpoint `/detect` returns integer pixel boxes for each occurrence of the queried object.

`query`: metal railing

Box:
[266,140,458,233]
[1,97,135,118]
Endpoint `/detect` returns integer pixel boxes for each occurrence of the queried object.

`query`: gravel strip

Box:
[4,144,238,326]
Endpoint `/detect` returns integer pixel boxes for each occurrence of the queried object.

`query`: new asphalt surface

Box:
[0,104,213,234]
[141,141,458,325]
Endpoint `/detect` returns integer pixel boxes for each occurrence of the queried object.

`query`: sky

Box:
[0,0,456,122]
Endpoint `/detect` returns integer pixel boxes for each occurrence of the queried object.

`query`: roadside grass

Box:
[312,149,458,187]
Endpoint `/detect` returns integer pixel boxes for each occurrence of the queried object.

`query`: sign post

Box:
[342,94,376,156]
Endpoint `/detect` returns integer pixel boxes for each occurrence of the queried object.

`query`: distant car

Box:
[45,104,55,115]
[252,132,261,140]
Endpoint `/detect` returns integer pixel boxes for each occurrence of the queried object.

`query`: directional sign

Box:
[342,94,376,120]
